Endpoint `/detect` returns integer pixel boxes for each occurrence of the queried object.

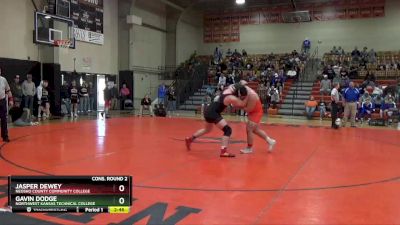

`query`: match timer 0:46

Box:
[8,176,132,213]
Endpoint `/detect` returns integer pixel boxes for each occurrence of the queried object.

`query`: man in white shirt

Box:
[218,73,227,89]
[0,67,13,142]
[331,83,340,129]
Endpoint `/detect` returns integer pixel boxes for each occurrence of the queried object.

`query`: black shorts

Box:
[204,109,223,124]
[71,98,78,104]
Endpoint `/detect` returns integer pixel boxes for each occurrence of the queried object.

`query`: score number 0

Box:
[119,185,125,205]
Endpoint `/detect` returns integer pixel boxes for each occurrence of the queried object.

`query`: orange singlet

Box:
[248,100,264,123]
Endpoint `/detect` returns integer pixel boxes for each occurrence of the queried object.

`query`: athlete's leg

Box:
[185,122,213,150]
[240,121,256,154]
[215,119,235,157]
[253,124,276,152]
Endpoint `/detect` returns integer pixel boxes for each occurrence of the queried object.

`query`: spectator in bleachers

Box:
[320,75,332,97]
[232,49,241,57]
[302,38,311,54]
[359,97,374,123]
[333,64,341,76]
[287,68,297,79]
[292,50,299,57]
[269,86,280,109]
[332,73,341,87]
[22,74,36,114]
[384,94,395,104]
[351,46,361,60]
[348,65,358,79]
[368,49,377,63]
[351,46,361,58]
[271,73,280,86]
[214,47,222,64]
[338,46,345,55]
[226,48,232,57]
[242,49,248,57]
[340,73,351,89]
[218,73,227,89]
[342,81,360,127]
[304,96,318,119]
[361,47,369,63]
[380,97,397,123]
[331,46,339,55]
[364,71,376,83]
[258,83,268,110]
[318,100,327,120]
[360,92,372,104]
[373,95,383,110]
[10,75,22,106]
[226,73,234,85]
[324,65,335,80]
[372,85,383,97]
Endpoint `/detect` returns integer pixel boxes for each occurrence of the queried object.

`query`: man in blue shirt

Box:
[158,83,167,105]
[303,38,311,54]
[343,81,359,127]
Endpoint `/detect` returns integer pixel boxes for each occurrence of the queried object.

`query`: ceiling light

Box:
[45,15,51,19]
[236,0,245,5]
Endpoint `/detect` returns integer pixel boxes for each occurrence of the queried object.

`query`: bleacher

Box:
[323,50,400,79]
[310,78,399,119]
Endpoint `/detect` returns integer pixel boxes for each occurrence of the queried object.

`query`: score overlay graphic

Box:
[8,176,132,213]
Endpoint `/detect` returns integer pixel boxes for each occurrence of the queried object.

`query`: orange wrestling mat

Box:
[0,117,400,224]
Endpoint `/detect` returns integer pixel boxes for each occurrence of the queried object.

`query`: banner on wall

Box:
[203,0,385,43]
[74,28,104,45]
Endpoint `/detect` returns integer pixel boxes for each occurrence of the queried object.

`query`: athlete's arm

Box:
[243,96,256,112]
[224,95,247,108]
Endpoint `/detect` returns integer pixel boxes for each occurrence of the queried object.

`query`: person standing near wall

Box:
[60,81,70,116]
[0,67,13,142]
[342,81,360,127]
[167,86,176,117]
[22,74,36,115]
[158,83,167,106]
[102,84,112,118]
[10,75,22,106]
[88,82,95,112]
[331,83,341,129]
[110,84,118,110]
[120,83,130,110]
[69,80,79,118]
[79,82,89,114]
[37,80,50,120]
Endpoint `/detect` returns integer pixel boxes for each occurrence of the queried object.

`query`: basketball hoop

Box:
[54,39,72,55]
[54,39,72,48]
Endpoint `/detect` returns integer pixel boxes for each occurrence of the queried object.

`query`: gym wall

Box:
[197,0,400,55]
[0,0,119,76]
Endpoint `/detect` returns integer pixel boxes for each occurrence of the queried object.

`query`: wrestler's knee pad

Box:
[222,125,232,137]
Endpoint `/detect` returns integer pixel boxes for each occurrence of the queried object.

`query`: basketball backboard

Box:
[34,12,75,48]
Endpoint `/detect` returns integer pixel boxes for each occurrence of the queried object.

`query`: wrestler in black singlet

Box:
[204,93,231,124]
[203,84,247,124]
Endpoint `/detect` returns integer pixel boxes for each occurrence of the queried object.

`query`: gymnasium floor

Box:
[0,114,400,225]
